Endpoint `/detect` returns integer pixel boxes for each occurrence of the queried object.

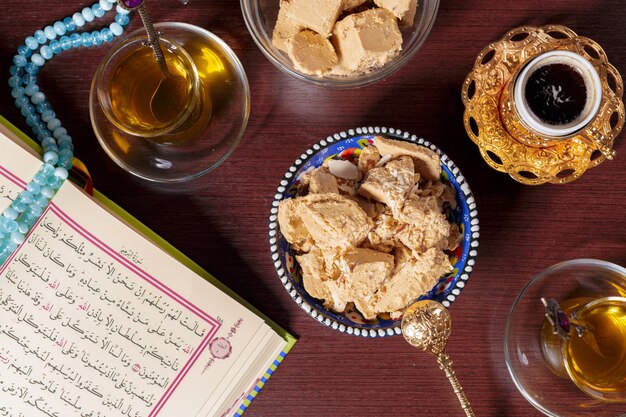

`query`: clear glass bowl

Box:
[90,22,250,183]
[504,259,626,417]
[241,0,440,88]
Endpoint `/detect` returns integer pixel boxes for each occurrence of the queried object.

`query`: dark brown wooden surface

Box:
[1,1,625,416]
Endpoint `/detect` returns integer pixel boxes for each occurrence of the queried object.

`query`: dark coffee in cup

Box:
[525,62,588,126]
[514,51,602,137]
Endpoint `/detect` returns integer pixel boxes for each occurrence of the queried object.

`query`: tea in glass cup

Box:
[95,35,211,144]
[505,259,626,416]
[90,23,250,183]
[541,293,626,402]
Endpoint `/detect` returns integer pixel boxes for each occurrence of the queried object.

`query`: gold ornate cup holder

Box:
[462,25,625,185]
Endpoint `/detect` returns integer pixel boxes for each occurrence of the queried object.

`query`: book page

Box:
[0,129,286,417]
[212,326,287,417]
[202,324,274,416]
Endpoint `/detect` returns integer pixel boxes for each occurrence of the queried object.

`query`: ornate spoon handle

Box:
[117,0,169,77]
[437,352,476,417]
[135,4,169,77]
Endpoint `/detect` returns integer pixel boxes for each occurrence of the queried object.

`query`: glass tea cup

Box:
[505,259,626,417]
[94,34,210,144]
[90,22,250,183]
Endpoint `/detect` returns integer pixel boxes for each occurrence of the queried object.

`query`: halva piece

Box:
[357,247,452,319]
[277,198,315,252]
[328,248,394,301]
[284,0,344,37]
[358,155,416,211]
[396,207,454,254]
[332,8,403,73]
[342,0,369,11]
[357,145,381,173]
[308,167,340,194]
[297,247,344,311]
[287,30,339,76]
[272,0,301,52]
[374,0,418,26]
[299,193,372,248]
[373,136,441,181]
[366,210,400,253]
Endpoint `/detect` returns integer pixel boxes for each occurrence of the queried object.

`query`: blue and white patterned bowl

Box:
[268,127,479,337]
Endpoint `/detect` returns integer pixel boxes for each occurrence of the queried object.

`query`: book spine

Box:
[233,351,288,417]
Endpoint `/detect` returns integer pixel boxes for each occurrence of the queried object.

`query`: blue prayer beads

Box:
[110,22,123,36]
[44,26,56,40]
[115,13,130,26]
[31,53,45,66]
[25,36,39,50]
[34,30,47,44]
[25,62,39,74]
[60,36,72,50]
[93,31,103,46]
[81,32,93,47]
[17,45,30,57]
[13,54,27,67]
[1,1,131,266]
[53,21,66,36]
[100,0,114,11]
[50,40,62,54]
[93,3,106,18]
[72,12,86,28]
[63,17,77,33]
[101,28,114,42]
[40,45,53,60]
[70,33,82,48]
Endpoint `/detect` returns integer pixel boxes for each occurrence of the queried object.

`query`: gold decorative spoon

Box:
[401,300,476,417]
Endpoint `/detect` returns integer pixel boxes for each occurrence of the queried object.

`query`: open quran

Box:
[0,118,295,417]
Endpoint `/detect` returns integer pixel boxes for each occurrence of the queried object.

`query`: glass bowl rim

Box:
[240,0,441,89]
[503,258,626,417]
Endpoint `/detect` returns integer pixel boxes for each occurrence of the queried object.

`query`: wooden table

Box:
[1,1,625,416]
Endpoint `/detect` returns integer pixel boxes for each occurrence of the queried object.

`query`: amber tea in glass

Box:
[540,276,626,402]
[96,36,212,144]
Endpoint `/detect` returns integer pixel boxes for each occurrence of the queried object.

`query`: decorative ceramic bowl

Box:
[268,127,479,337]
[241,0,439,88]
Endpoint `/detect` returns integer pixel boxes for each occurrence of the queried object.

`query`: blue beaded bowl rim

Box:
[268,126,480,338]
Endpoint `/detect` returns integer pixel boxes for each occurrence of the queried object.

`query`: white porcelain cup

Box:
[514,51,602,137]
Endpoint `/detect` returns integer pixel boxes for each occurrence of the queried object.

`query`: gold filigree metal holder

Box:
[462,25,625,185]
